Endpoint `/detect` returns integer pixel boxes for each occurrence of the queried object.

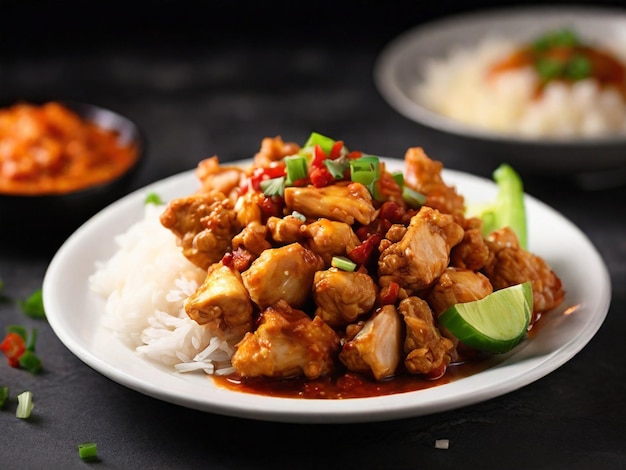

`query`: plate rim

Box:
[43,161,612,423]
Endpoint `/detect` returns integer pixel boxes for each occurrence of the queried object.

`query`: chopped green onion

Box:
[78,442,99,462]
[26,328,37,352]
[324,156,350,179]
[284,155,308,185]
[565,55,591,80]
[18,350,42,374]
[260,176,285,197]
[6,325,27,341]
[16,390,34,419]
[391,171,404,187]
[292,211,306,222]
[533,28,580,51]
[18,289,46,319]
[536,57,564,82]
[402,186,427,208]
[331,256,357,272]
[145,192,164,205]
[303,132,336,155]
[0,386,8,408]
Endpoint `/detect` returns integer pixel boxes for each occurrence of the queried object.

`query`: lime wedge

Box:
[438,282,533,354]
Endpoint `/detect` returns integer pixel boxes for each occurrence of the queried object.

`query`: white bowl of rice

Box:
[374,6,626,183]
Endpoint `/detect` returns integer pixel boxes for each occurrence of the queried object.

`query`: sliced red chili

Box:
[348,233,382,265]
[0,332,26,368]
[310,166,335,188]
[329,140,344,159]
[380,281,400,305]
[379,201,405,224]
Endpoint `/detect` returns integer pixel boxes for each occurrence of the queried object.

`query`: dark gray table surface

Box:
[2,2,625,469]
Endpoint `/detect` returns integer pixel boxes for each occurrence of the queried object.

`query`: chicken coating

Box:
[195,156,245,200]
[266,214,305,244]
[450,227,490,271]
[284,182,377,226]
[402,147,466,221]
[399,297,455,379]
[252,136,301,168]
[241,242,324,308]
[426,267,493,316]
[339,305,403,381]
[231,300,340,379]
[378,206,464,293]
[302,218,361,266]
[481,227,565,316]
[160,193,241,270]
[184,262,253,342]
[313,268,378,328]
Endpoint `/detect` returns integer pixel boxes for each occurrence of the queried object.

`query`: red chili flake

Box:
[0,332,26,368]
[259,195,284,219]
[348,233,382,265]
[379,201,405,224]
[329,140,344,159]
[380,281,400,305]
[309,166,335,188]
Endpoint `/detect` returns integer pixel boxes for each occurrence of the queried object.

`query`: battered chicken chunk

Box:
[302,219,361,266]
[184,262,253,342]
[231,300,340,379]
[339,305,403,381]
[252,136,301,168]
[481,227,565,316]
[426,267,493,316]
[160,193,240,270]
[378,206,464,293]
[195,156,245,199]
[403,147,466,221]
[284,182,377,225]
[450,227,490,271]
[241,242,324,308]
[313,268,378,328]
[399,297,455,379]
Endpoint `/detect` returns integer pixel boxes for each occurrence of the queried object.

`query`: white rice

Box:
[88,203,236,375]
[415,36,626,138]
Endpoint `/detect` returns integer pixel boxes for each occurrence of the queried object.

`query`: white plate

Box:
[374,6,626,176]
[43,160,611,423]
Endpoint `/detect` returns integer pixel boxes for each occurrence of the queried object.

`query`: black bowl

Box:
[0,100,146,251]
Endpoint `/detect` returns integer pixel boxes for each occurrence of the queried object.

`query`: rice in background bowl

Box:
[415,35,626,139]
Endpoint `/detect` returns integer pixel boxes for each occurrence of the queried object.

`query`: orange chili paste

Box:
[0,101,139,195]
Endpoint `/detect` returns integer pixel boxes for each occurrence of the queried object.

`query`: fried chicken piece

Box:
[482,227,565,316]
[450,227,491,271]
[231,300,340,379]
[184,262,253,342]
[302,218,361,266]
[195,156,245,200]
[160,193,240,270]
[426,267,493,316]
[284,182,377,226]
[241,242,324,308]
[313,268,378,328]
[402,147,466,221]
[231,220,271,256]
[339,305,403,381]
[399,296,455,379]
[266,214,305,244]
[378,206,464,293]
[252,136,300,168]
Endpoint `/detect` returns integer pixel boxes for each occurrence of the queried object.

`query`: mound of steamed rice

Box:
[415,36,626,138]
[88,203,236,375]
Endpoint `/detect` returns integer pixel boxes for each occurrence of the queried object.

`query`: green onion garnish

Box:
[16,391,34,419]
[402,186,427,208]
[331,256,357,272]
[6,325,27,341]
[303,131,336,155]
[18,289,46,319]
[145,192,164,205]
[565,55,591,80]
[0,386,8,408]
[324,156,350,179]
[78,442,99,462]
[260,176,285,197]
[284,155,308,185]
[18,350,42,374]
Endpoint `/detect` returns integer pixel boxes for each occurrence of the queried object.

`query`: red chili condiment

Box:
[0,102,138,195]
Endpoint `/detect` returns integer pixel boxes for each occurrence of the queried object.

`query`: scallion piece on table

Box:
[6,325,28,341]
[0,386,8,408]
[26,328,38,352]
[284,155,308,185]
[16,390,34,419]
[331,256,357,272]
[78,442,98,461]
[145,192,164,205]
[18,350,42,374]
[18,289,46,319]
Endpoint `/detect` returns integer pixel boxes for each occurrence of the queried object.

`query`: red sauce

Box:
[213,355,501,399]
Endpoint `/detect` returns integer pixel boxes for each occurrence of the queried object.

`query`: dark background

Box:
[2,1,626,469]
